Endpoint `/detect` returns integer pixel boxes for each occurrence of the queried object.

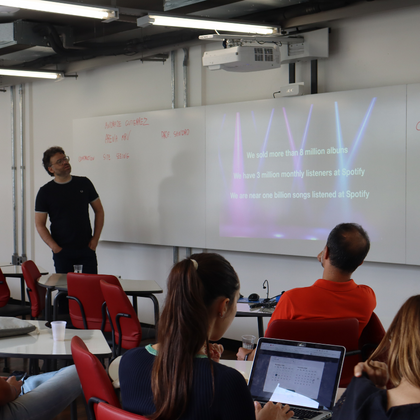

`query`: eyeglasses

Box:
[50,156,70,166]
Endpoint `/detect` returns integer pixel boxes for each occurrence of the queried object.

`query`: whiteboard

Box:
[72,107,206,247]
[406,83,420,265]
[72,84,420,265]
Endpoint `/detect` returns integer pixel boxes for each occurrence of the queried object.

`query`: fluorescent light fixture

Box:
[0,69,63,79]
[137,14,277,35]
[0,0,118,21]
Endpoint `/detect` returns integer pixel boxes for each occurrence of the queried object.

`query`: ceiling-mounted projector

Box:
[202,45,280,72]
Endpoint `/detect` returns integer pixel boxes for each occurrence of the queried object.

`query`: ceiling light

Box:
[0,0,118,21]
[0,69,63,79]
[137,14,278,35]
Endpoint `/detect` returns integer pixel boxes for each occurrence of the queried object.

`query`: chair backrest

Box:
[21,260,46,318]
[96,402,148,420]
[359,312,386,361]
[100,280,142,357]
[71,336,121,419]
[67,273,121,330]
[265,318,360,387]
[0,269,10,307]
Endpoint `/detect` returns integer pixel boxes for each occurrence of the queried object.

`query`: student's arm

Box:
[35,212,62,254]
[236,347,255,361]
[0,376,22,405]
[89,198,104,251]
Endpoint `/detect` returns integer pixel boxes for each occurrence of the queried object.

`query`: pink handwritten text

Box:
[105,120,121,129]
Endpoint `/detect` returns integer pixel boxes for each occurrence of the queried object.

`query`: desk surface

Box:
[39,273,162,294]
[108,356,253,389]
[0,320,111,359]
[1,265,48,277]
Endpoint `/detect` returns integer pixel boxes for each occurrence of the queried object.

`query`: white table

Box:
[38,274,162,328]
[0,320,111,359]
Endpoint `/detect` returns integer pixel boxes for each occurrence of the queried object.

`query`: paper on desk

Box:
[237,303,252,313]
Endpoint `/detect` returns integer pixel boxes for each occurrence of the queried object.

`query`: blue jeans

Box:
[0,365,81,420]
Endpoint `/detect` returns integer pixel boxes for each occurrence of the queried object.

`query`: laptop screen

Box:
[248,338,345,411]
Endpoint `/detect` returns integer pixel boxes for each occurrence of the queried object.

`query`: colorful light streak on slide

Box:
[219,97,377,241]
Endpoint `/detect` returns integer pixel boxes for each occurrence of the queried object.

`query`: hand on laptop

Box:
[236,347,255,361]
[354,361,389,389]
[254,401,294,420]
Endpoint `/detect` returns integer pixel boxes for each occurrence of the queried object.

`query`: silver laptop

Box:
[248,338,345,420]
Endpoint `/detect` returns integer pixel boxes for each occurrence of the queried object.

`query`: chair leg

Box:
[70,398,78,420]
[3,358,10,373]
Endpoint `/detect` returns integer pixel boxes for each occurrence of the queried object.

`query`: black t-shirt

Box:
[35,176,99,249]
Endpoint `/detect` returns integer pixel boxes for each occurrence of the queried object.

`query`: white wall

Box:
[3,4,420,340]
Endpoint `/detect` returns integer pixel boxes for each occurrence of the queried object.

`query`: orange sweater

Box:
[267,279,376,337]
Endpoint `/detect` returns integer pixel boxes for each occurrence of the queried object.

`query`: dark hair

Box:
[368,295,420,387]
[42,146,65,176]
[151,253,239,420]
[326,223,370,273]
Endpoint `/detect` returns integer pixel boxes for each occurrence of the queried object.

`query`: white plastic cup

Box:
[242,334,256,350]
[73,265,83,273]
[51,321,66,341]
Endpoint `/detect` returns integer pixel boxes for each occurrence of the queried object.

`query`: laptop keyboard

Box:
[291,408,324,419]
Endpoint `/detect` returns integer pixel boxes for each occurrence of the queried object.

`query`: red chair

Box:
[265,318,360,387]
[67,273,121,330]
[71,336,121,419]
[0,269,10,307]
[0,269,31,318]
[96,402,148,420]
[359,312,386,361]
[100,280,142,358]
[21,260,46,319]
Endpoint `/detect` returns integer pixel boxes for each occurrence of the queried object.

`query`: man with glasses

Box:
[35,146,104,274]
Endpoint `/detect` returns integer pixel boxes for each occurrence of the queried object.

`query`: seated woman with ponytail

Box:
[119,253,294,420]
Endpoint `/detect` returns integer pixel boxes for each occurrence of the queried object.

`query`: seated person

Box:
[333,294,420,419]
[238,223,376,361]
[0,365,81,420]
[120,252,294,420]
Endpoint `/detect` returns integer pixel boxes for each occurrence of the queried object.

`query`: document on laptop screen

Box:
[263,356,324,401]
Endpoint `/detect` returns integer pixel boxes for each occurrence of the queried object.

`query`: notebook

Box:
[248,338,345,420]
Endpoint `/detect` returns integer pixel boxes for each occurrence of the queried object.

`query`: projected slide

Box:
[206,85,406,262]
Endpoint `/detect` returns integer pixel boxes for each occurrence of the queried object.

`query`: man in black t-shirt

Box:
[35,146,104,273]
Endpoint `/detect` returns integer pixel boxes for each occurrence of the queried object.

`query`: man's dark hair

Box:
[326,223,370,273]
[42,146,65,176]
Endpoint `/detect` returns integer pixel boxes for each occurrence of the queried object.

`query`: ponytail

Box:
[150,253,239,420]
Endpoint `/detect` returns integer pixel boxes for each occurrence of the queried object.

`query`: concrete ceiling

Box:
[0,0,417,86]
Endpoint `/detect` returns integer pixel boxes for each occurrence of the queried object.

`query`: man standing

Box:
[35,146,104,274]
[237,223,376,360]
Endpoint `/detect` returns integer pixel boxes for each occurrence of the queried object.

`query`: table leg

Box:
[132,296,138,314]
[20,278,25,306]
[257,318,264,338]
[45,289,53,323]
[146,295,160,334]
[132,295,160,336]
